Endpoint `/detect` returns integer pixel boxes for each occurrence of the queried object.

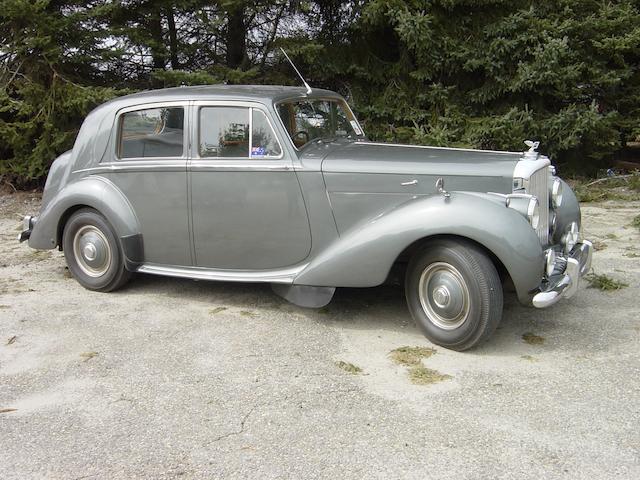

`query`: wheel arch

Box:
[29,176,143,269]
[293,192,544,304]
[394,234,510,284]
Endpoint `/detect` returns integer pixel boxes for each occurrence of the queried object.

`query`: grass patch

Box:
[389,346,436,366]
[209,306,227,315]
[335,360,362,375]
[632,215,640,231]
[623,252,640,258]
[520,355,538,362]
[240,310,258,318]
[586,272,628,291]
[408,366,451,385]
[605,233,618,239]
[522,332,545,345]
[79,351,99,362]
[390,346,451,385]
[570,175,640,203]
[592,240,607,251]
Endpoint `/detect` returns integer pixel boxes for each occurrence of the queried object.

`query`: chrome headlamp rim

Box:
[551,178,563,208]
[562,221,579,254]
[544,248,556,277]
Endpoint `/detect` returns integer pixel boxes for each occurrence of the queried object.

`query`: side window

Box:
[119,107,184,158]
[251,109,282,157]
[199,107,249,158]
[199,106,282,158]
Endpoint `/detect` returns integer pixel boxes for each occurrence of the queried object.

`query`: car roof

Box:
[102,85,343,108]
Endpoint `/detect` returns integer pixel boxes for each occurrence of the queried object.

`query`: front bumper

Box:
[532,240,593,308]
[18,215,36,243]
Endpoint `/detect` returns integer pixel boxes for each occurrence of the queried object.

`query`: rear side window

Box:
[199,106,282,158]
[119,107,184,159]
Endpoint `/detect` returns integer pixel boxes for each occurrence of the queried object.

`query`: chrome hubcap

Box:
[418,262,470,330]
[72,225,112,277]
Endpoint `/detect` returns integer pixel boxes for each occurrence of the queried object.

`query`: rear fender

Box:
[28,176,142,267]
[294,192,544,304]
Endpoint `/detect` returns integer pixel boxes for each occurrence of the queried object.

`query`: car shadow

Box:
[118,272,569,356]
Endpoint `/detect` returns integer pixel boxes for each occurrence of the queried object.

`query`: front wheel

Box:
[405,239,503,351]
[62,208,131,292]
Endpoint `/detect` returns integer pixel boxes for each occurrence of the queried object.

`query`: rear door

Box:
[105,102,190,266]
[189,101,311,269]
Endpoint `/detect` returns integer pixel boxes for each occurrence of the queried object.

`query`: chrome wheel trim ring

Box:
[418,262,471,330]
[72,225,112,278]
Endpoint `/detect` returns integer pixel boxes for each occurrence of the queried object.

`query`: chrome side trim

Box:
[358,141,518,156]
[73,160,186,174]
[188,161,292,172]
[137,263,309,284]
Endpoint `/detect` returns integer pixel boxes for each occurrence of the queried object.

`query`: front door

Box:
[189,103,311,269]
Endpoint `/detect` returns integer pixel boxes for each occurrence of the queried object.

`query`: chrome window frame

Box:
[194,101,284,161]
[113,101,190,162]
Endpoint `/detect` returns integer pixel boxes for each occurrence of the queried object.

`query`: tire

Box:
[62,208,131,292]
[405,239,503,351]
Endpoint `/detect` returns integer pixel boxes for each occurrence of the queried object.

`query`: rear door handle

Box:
[401,179,418,186]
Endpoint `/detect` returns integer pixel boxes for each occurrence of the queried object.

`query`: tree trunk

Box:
[148,10,166,71]
[166,6,179,70]
[226,2,246,69]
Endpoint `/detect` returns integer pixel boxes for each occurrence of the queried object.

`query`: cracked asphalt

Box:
[1,192,639,479]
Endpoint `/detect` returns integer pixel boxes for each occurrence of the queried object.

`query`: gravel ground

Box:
[1,192,639,479]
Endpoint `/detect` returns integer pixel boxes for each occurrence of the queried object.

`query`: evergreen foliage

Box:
[1,0,639,186]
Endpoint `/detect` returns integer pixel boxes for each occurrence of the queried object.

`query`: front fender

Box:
[294,192,544,303]
[28,176,141,252]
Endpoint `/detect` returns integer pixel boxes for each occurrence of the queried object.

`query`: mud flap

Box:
[271,284,335,308]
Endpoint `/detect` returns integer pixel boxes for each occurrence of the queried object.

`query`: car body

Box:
[19,85,592,350]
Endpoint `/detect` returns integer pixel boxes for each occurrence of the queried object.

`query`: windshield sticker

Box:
[350,120,363,136]
[251,146,266,157]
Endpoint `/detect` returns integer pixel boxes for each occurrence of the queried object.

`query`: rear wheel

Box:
[62,209,131,292]
[405,239,503,351]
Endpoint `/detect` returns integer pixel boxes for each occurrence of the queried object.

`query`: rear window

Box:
[119,107,184,158]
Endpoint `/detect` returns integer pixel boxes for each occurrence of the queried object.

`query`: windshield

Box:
[276,98,364,149]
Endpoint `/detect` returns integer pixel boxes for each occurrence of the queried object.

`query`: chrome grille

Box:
[526,167,549,244]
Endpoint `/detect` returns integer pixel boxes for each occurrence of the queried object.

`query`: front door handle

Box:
[401,179,418,186]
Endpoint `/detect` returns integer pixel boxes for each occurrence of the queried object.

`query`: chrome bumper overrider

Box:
[18,215,36,243]
[532,240,593,308]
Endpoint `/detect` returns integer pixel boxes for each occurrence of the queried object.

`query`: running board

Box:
[137,263,307,284]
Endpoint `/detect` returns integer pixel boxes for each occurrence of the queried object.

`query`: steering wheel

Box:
[293,130,309,147]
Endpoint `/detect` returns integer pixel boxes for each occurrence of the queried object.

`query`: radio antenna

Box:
[280,48,312,95]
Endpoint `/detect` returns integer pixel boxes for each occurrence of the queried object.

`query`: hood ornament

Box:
[524,140,540,160]
[525,140,539,152]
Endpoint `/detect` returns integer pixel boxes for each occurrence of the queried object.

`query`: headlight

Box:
[562,221,579,254]
[551,178,563,208]
[527,196,540,230]
[506,194,540,229]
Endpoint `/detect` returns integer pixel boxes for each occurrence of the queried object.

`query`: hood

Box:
[318,140,521,179]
